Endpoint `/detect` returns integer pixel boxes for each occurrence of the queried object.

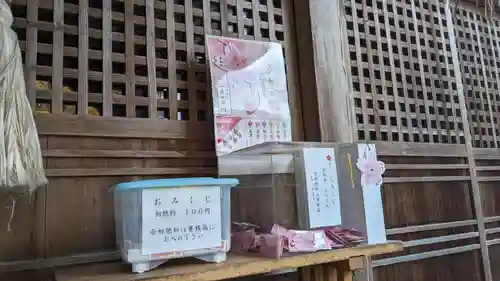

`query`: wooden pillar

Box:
[444,2,492,281]
[293,0,365,280]
[293,0,356,143]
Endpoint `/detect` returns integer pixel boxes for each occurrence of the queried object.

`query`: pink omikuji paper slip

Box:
[231,223,365,258]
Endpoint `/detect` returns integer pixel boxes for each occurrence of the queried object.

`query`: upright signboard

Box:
[206,36,292,155]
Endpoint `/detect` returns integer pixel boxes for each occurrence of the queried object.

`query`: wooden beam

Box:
[78,0,89,116]
[54,242,403,281]
[444,2,492,281]
[293,0,356,142]
[373,244,480,267]
[34,115,213,140]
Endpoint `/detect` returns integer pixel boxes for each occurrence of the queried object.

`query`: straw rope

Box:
[0,0,47,230]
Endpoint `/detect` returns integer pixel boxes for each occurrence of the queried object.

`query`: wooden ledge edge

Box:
[55,242,403,281]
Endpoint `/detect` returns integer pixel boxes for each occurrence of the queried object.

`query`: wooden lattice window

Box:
[10,0,297,121]
[453,6,500,148]
[344,0,466,144]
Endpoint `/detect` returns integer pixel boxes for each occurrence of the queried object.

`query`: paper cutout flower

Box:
[356,153,386,188]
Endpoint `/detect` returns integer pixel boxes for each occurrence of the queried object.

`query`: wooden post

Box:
[293,0,365,280]
[445,2,492,281]
[293,0,357,143]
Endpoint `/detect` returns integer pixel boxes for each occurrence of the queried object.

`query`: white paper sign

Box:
[141,186,222,255]
[302,148,342,228]
[357,144,387,244]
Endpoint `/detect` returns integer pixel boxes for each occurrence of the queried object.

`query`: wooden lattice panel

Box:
[344,0,466,144]
[9,0,298,123]
[453,6,500,148]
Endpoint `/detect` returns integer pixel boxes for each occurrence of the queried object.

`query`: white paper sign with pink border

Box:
[206,35,292,155]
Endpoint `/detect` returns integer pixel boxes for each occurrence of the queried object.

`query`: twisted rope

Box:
[0,0,47,230]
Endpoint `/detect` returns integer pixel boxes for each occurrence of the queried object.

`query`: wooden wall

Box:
[373,142,482,281]
[1,1,500,281]
[1,0,302,280]
[473,148,500,281]
[293,0,500,280]
[0,115,217,278]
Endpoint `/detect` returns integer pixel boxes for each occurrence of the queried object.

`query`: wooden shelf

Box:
[55,242,403,281]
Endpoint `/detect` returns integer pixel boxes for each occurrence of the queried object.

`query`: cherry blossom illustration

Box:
[356,145,386,189]
[213,40,250,72]
[243,80,261,115]
[206,35,293,155]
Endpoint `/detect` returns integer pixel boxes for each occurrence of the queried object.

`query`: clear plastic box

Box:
[114,177,239,273]
[218,142,298,231]
[219,142,387,244]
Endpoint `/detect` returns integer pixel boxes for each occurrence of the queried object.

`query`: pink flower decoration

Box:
[356,154,386,188]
